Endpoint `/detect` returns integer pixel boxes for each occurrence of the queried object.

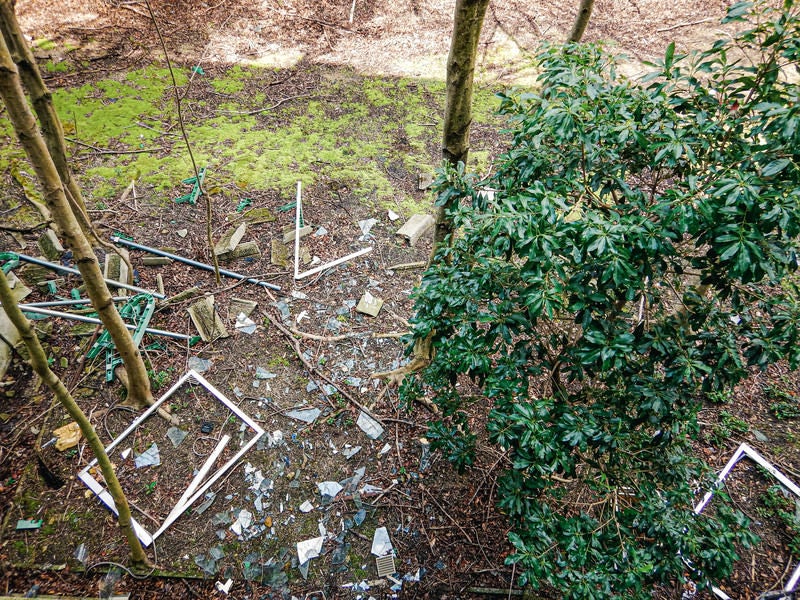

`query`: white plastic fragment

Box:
[356,411,384,439]
[379,443,392,456]
[388,210,400,221]
[371,526,393,557]
[215,579,233,594]
[297,536,324,564]
[299,500,314,513]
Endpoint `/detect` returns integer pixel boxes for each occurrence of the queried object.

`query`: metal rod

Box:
[22,297,129,308]
[15,253,166,299]
[18,305,193,341]
[111,236,281,292]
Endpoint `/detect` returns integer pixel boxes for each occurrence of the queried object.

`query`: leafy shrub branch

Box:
[401,1,800,597]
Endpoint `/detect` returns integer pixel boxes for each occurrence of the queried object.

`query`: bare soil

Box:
[2,1,800,600]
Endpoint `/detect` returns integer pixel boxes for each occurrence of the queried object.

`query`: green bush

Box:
[401,1,800,597]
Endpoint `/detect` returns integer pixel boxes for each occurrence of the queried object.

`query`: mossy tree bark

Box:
[432,0,490,250]
[568,0,595,42]
[0,269,148,565]
[0,32,154,407]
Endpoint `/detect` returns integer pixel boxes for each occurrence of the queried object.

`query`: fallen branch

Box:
[289,326,407,342]
[66,137,164,155]
[218,93,312,116]
[387,261,426,271]
[264,310,384,425]
[0,220,50,232]
[656,17,715,32]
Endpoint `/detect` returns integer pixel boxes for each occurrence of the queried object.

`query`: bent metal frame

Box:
[77,369,265,546]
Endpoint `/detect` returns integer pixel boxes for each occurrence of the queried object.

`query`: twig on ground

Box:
[218,93,312,116]
[387,261,426,271]
[656,17,715,32]
[65,137,164,155]
[289,326,407,342]
[425,489,475,544]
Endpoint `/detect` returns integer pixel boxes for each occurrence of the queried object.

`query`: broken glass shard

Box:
[166,427,188,448]
[134,443,161,468]
[331,542,350,565]
[187,356,212,372]
[74,543,88,565]
[235,313,256,334]
[212,511,232,526]
[371,526,393,557]
[317,481,343,499]
[354,508,366,526]
[195,492,217,515]
[255,367,276,379]
[286,407,321,424]
[357,412,384,439]
[210,546,225,560]
[342,445,362,459]
[296,536,324,564]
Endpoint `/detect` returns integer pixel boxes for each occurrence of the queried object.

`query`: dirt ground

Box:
[2,1,800,599]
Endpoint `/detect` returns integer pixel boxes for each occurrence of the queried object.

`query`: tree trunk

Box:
[568,0,595,42]
[0,1,134,280]
[433,0,490,249]
[0,269,148,565]
[0,32,154,407]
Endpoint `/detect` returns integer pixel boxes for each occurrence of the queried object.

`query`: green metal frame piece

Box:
[174,166,206,205]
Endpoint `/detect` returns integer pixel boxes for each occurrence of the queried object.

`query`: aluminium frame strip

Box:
[293,181,372,281]
[77,369,264,546]
[693,442,800,599]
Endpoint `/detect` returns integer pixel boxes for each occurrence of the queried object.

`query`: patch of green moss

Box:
[33,38,56,51]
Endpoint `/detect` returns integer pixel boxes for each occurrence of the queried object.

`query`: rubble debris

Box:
[356,291,384,317]
[103,253,129,296]
[188,295,230,341]
[418,172,435,190]
[53,422,82,451]
[371,526,393,557]
[242,207,276,225]
[142,256,172,266]
[271,239,291,268]
[283,224,312,244]
[357,411,385,440]
[218,240,261,262]
[14,252,164,298]
[229,297,257,319]
[187,356,212,373]
[111,236,280,291]
[37,228,64,261]
[214,223,248,256]
[396,214,434,247]
[134,443,161,468]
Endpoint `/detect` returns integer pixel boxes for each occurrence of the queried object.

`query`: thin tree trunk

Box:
[0,32,154,407]
[568,0,595,42]
[0,0,134,280]
[0,269,148,565]
[433,0,490,250]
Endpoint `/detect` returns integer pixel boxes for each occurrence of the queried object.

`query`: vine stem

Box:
[143,0,221,285]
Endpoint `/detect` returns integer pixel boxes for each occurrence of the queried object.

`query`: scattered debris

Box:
[215,579,233,594]
[376,554,397,577]
[53,421,81,451]
[235,313,257,334]
[166,426,188,447]
[342,445,362,459]
[229,297,258,319]
[358,218,378,240]
[15,519,43,530]
[188,295,230,341]
[388,209,400,221]
[396,214,434,247]
[37,228,64,261]
[187,356,212,373]
[218,240,261,262]
[142,256,173,266]
[318,481,344,499]
[356,291,384,317]
[134,443,161,468]
[111,236,280,291]
[357,411,385,440]
[78,370,265,546]
[175,166,206,205]
[299,500,314,513]
[296,536,324,564]
[214,223,248,256]
[285,407,321,424]
[371,526,393,557]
